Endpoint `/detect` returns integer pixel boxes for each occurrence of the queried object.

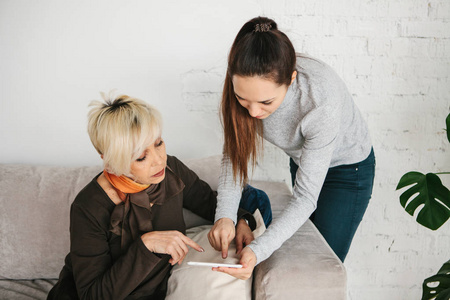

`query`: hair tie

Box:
[254,23,272,33]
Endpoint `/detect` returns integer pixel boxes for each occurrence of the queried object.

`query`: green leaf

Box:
[446,113,450,143]
[396,172,450,230]
[422,259,450,300]
[436,289,450,300]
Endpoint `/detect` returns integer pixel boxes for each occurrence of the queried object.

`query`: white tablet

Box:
[187,261,243,268]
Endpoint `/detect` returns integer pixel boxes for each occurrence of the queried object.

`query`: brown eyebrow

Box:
[234,93,275,103]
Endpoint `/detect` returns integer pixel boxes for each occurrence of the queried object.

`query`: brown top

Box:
[48,155,252,300]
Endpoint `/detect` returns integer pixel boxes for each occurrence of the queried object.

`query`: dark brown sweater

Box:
[48,156,252,300]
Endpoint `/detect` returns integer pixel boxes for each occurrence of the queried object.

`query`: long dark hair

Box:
[221,16,296,184]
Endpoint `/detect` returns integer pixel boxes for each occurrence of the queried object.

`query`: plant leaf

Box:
[396,172,450,230]
[446,113,450,143]
[436,289,450,300]
[422,260,450,300]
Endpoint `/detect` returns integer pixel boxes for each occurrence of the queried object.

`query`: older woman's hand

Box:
[212,247,257,280]
[141,231,204,265]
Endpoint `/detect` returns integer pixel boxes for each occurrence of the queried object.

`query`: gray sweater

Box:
[214,54,372,264]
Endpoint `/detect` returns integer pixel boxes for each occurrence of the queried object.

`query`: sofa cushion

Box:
[166,225,250,300]
[247,180,347,300]
[0,164,102,279]
[166,209,266,300]
[183,155,221,191]
[252,220,347,300]
[0,278,57,300]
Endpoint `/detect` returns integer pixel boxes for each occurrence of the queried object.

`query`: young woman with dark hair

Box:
[208,16,375,280]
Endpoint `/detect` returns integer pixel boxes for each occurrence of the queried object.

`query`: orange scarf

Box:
[103,170,150,201]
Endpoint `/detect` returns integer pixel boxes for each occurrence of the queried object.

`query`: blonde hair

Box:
[87,92,163,176]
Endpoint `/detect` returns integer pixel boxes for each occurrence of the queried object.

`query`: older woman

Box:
[48,94,259,300]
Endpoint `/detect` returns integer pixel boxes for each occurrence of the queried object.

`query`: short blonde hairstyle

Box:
[87,92,163,176]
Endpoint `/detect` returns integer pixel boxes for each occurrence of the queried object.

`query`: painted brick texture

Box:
[262,1,450,299]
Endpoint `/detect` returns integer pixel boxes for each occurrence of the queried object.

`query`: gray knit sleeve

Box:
[214,155,243,224]
[248,105,340,264]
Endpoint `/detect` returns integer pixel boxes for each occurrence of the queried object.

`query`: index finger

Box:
[221,238,229,259]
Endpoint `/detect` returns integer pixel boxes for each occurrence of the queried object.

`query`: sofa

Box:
[0,155,346,299]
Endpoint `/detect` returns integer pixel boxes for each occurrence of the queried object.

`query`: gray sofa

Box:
[0,155,346,299]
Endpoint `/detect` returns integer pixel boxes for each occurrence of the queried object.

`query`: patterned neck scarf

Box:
[105,167,185,252]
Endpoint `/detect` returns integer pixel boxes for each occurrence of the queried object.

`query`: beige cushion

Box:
[0,164,101,279]
[166,210,265,300]
[184,155,221,191]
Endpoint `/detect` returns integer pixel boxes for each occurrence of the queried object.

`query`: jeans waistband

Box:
[331,147,375,169]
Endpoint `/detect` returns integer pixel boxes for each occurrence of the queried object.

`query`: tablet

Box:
[187,261,243,268]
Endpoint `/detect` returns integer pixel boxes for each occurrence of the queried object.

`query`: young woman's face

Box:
[232,72,296,119]
[130,138,167,185]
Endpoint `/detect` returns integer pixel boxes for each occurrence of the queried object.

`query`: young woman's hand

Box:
[208,218,235,258]
[235,219,254,254]
[212,247,257,280]
[141,231,204,265]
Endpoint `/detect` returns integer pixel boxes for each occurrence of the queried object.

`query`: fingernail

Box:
[200,248,205,252]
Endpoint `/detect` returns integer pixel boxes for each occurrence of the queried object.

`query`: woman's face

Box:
[130,138,167,185]
[232,72,296,119]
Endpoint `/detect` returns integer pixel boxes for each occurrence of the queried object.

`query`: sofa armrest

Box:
[252,219,347,300]
[249,180,346,300]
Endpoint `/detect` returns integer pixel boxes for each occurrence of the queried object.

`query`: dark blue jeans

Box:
[239,185,272,228]
[290,148,375,262]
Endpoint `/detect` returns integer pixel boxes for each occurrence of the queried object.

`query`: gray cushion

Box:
[0,278,57,300]
[0,164,102,279]
[250,181,347,300]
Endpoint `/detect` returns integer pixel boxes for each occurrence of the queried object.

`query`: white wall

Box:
[1,0,449,299]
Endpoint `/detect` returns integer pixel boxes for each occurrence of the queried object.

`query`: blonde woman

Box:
[48,94,259,299]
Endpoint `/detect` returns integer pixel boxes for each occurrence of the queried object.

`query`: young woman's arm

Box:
[248,105,339,263]
[208,155,250,258]
[214,155,243,224]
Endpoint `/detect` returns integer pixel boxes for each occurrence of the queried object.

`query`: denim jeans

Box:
[290,148,375,262]
[239,185,272,228]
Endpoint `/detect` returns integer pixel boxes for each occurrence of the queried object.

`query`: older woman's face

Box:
[130,138,167,185]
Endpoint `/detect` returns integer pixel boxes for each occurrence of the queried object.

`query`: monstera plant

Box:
[396,113,450,300]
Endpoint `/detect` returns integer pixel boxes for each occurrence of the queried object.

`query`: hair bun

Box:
[254,23,272,32]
